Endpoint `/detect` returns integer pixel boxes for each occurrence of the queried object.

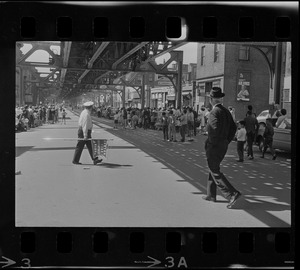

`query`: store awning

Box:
[167,95,175,100]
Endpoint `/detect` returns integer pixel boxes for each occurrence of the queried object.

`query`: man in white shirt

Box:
[72,101,102,165]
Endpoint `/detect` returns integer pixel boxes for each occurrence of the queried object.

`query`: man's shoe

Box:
[93,158,103,165]
[248,156,254,160]
[236,159,243,162]
[272,155,277,160]
[72,161,82,165]
[227,191,242,209]
[202,196,216,202]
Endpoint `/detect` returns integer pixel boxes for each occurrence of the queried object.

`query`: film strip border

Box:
[0,2,297,41]
[1,228,293,268]
[0,2,297,269]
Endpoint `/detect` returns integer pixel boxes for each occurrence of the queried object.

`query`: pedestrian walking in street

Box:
[244,110,259,160]
[131,111,139,129]
[168,110,177,142]
[198,106,206,134]
[161,112,169,141]
[150,113,156,130]
[236,120,246,162]
[187,107,194,141]
[72,101,102,165]
[261,118,277,160]
[122,107,127,129]
[203,87,242,209]
[61,109,67,125]
[180,109,188,142]
[113,111,119,129]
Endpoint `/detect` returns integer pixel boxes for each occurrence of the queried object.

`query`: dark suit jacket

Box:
[207,104,237,145]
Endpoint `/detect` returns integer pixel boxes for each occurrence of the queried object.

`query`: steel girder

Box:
[16,41,187,100]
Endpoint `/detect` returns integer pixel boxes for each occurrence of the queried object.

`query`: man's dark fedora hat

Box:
[210,87,225,98]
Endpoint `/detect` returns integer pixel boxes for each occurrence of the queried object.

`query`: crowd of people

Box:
[15,104,68,132]
[92,102,289,161]
[103,106,212,142]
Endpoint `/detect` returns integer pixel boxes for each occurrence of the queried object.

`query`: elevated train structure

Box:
[16,41,286,111]
[16,41,188,108]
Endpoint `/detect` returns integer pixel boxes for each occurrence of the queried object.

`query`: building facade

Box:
[196,43,287,120]
[282,42,291,118]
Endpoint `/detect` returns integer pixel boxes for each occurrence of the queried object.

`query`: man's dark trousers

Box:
[246,131,255,157]
[180,124,187,141]
[205,140,238,199]
[237,141,245,161]
[72,128,94,163]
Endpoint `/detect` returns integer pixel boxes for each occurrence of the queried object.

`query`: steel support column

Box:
[274,42,283,105]
[122,85,126,108]
[141,74,145,109]
[176,51,183,108]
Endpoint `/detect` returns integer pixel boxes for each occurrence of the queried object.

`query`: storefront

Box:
[196,77,224,109]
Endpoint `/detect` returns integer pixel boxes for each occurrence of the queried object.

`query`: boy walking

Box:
[261,118,277,160]
[236,120,246,162]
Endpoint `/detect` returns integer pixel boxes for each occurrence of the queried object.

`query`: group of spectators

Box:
[107,106,214,143]
[15,104,67,132]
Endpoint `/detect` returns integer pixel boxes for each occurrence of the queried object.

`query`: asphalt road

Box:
[15,110,292,227]
[91,114,292,227]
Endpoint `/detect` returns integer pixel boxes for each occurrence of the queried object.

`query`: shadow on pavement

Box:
[15,146,34,157]
[97,163,133,169]
[88,117,292,227]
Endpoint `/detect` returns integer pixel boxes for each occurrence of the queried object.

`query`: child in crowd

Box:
[113,111,119,129]
[236,120,247,162]
[168,110,177,142]
[61,109,67,125]
[261,118,277,160]
[161,112,169,141]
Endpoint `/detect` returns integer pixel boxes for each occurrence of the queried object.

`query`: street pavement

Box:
[15,109,292,227]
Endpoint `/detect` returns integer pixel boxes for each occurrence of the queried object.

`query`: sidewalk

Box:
[15,110,291,227]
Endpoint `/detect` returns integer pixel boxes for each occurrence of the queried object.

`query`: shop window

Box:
[238,46,250,61]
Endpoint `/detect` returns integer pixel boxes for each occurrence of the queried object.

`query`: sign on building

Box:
[237,71,251,101]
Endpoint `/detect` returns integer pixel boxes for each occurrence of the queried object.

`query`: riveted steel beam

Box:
[112,42,149,69]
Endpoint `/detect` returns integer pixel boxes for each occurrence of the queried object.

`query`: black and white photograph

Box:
[15,41,292,228]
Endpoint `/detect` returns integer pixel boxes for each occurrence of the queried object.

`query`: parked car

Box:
[256,110,271,125]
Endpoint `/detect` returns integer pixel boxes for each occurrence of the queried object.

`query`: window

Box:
[238,46,250,61]
[214,44,219,62]
[201,46,205,66]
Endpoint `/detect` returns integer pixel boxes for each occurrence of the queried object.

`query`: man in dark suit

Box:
[203,87,242,209]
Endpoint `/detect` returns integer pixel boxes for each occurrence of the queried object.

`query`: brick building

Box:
[196,43,286,121]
